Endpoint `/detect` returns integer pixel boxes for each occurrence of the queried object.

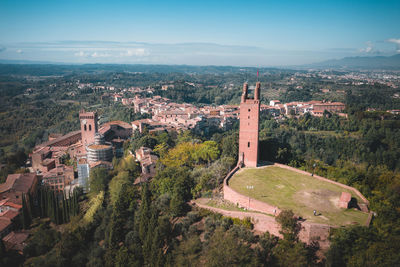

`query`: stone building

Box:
[41,164,74,192]
[312,102,346,116]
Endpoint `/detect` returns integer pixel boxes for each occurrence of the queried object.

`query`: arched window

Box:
[89,125,92,131]
[248,142,250,147]
[84,125,87,131]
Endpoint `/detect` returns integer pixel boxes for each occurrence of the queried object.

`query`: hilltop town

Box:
[0,65,399,266]
[0,75,348,254]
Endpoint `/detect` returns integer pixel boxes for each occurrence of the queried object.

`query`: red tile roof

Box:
[2,173,37,194]
[2,231,29,252]
[0,210,19,220]
[0,216,12,233]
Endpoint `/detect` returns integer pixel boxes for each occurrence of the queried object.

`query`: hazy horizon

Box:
[1,0,399,66]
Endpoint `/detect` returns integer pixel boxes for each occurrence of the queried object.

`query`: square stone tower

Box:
[79,110,98,146]
[238,82,260,167]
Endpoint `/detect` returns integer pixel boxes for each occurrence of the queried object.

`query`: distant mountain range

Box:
[305,54,400,70]
[1,54,400,71]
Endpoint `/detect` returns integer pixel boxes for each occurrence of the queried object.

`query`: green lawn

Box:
[229,166,369,226]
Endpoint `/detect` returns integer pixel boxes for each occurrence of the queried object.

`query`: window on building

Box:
[248,109,251,112]
[248,142,250,147]
[89,125,92,131]
[84,125,87,131]
[248,116,250,119]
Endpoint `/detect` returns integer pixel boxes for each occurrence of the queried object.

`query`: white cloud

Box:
[16,49,23,54]
[74,51,87,57]
[386,38,400,53]
[90,52,111,58]
[359,41,374,53]
[120,48,149,57]
[387,38,400,45]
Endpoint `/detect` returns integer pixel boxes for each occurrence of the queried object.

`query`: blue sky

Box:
[0,0,399,66]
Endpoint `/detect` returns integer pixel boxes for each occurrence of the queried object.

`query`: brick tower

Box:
[79,110,98,146]
[238,82,260,167]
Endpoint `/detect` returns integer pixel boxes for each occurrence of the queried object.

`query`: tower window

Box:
[248,142,250,148]
[89,125,92,131]
[248,116,250,119]
[248,109,251,112]
[84,125,87,131]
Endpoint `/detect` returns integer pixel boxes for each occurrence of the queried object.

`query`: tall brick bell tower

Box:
[238,82,260,167]
[79,110,98,146]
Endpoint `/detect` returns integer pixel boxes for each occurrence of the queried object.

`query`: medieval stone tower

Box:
[238,82,260,167]
[79,110,98,146]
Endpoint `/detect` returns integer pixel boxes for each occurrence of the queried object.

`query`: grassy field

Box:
[229,166,369,226]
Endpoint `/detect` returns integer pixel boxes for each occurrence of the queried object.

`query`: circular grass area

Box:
[228,166,369,226]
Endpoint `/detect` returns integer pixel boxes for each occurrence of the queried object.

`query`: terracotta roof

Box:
[0,175,19,193]
[0,199,22,210]
[0,210,19,220]
[41,158,55,166]
[87,144,111,150]
[0,216,12,233]
[2,231,29,252]
[89,161,113,169]
[314,102,345,106]
[98,125,111,134]
[131,119,152,126]
[36,130,81,148]
[0,173,37,194]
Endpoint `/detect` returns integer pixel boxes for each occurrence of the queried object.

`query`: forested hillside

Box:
[1,65,400,266]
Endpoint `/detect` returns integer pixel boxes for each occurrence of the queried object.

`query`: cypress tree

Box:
[0,239,5,258]
[40,188,45,217]
[54,192,59,224]
[138,183,151,243]
[61,197,66,224]
[143,207,158,262]
[21,194,27,229]
[21,193,31,229]
[74,190,79,215]
[47,189,53,221]
[65,193,70,222]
